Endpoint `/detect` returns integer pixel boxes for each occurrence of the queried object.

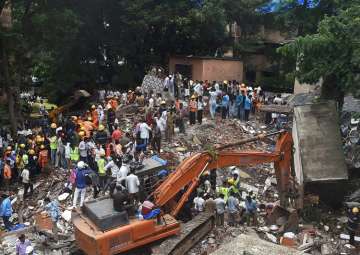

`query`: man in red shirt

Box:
[112,126,123,143]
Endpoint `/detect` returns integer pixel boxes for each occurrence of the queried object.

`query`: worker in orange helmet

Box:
[38,144,49,172]
[91,105,99,128]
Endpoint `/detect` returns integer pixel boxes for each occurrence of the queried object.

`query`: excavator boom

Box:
[153,131,293,215]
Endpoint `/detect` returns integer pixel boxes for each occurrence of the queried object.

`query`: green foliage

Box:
[278,4,360,95]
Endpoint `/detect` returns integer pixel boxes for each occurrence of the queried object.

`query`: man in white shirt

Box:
[104,156,121,193]
[21,168,33,198]
[79,138,87,162]
[149,97,154,109]
[126,170,140,204]
[94,144,105,162]
[139,120,151,146]
[214,194,226,227]
[193,194,205,214]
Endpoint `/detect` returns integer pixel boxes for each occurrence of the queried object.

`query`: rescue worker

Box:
[95,124,108,146]
[91,105,99,128]
[229,172,241,196]
[189,95,197,125]
[347,206,360,245]
[70,144,80,163]
[217,181,229,202]
[97,152,106,190]
[48,133,57,165]
[38,144,48,172]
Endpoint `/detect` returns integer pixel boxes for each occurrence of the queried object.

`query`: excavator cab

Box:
[72,196,180,255]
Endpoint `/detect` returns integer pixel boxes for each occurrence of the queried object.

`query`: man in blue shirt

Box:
[0,193,13,230]
[227,191,240,227]
[244,195,257,226]
[235,91,244,120]
[44,197,61,240]
[244,95,252,121]
[72,161,93,208]
[221,93,230,119]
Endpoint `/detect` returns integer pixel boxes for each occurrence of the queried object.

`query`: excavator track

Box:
[152,213,215,255]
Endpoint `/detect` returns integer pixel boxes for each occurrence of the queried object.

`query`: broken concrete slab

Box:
[210,234,309,255]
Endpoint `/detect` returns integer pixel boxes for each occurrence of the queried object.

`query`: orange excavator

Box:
[72,131,294,255]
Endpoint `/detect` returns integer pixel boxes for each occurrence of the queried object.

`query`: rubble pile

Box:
[0,169,78,255]
[1,100,359,255]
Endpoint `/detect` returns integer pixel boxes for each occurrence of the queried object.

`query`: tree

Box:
[278,3,360,104]
[0,0,81,134]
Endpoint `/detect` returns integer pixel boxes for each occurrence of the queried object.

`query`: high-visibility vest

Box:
[217,186,229,202]
[22,154,29,166]
[49,136,57,150]
[230,178,240,194]
[97,158,106,176]
[70,147,80,162]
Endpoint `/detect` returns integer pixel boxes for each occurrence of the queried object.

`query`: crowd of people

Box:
[0,78,288,254]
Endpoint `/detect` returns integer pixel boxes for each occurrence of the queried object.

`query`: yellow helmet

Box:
[78,131,85,137]
[35,135,42,143]
[223,80,228,85]
[51,123,57,129]
[161,100,166,105]
[353,207,359,214]
[98,124,105,131]
[91,105,96,109]
[228,178,235,185]
[87,116,92,121]
[40,144,45,149]
[28,149,35,155]
[19,144,25,149]
[191,95,196,99]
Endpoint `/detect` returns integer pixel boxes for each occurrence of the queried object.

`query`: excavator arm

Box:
[153,131,293,216]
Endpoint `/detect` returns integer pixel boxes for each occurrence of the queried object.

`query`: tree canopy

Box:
[278,2,360,99]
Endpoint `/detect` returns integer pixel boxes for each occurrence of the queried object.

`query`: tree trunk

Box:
[1,36,17,136]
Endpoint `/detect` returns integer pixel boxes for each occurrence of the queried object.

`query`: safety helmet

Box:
[128,90,132,93]
[91,105,96,109]
[98,124,105,131]
[6,146,12,151]
[191,95,196,99]
[78,131,85,137]
[80,126,86,131]
[223,80,228,85]
[72,116,78,121]
[40,144,45,149]
[87,117,92,121]
[28,149,35,155]
[77,161,85,169]
[19,144,25,149]
[51,123,57,129]
[228,178,235,185]
[161,100,166,105]
[353,207,359,214]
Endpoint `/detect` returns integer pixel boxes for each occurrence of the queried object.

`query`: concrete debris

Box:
[210,234,308,255]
